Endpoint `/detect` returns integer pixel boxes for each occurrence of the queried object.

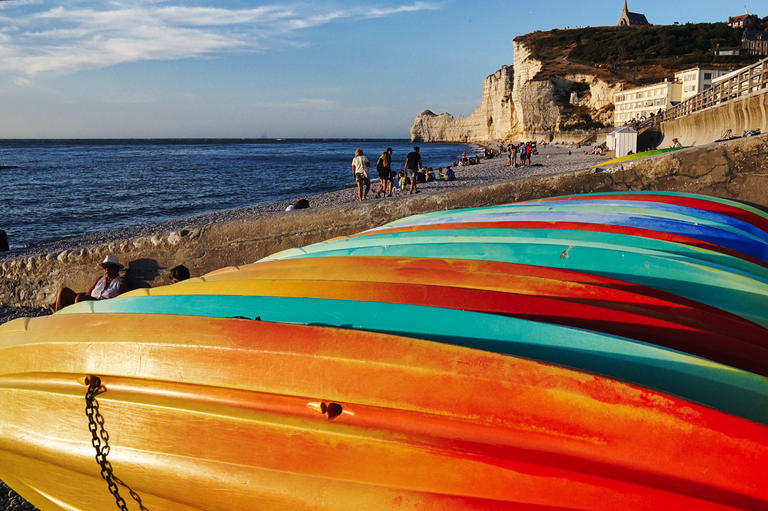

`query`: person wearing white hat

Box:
[54,255,127,311]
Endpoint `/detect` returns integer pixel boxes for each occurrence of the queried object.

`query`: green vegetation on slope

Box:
[519,23,758,85]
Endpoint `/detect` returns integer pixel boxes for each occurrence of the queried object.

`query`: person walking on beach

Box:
[404,146,422,194]
[351,148,371,201]
[375,147,393,198]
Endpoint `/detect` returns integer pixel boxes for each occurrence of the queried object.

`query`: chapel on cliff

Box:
[618,0,649,27]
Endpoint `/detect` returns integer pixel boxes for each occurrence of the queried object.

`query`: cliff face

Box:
[410,65,514,143]
[411,41,621,142]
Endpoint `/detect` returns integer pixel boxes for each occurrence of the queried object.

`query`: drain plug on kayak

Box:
[320,402,344,420]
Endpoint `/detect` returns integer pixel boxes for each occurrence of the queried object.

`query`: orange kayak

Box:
[0,313,766,510]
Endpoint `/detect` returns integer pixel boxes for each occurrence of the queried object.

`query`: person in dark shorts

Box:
[403,146,422,194]
[375,147,393,198]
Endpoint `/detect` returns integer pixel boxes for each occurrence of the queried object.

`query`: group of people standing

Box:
[351,146,424,201]
[507,142,536,167]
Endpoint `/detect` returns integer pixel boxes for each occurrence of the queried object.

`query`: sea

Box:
[0,139,473,248]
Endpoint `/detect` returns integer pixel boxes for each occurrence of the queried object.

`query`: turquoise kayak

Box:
[263,238,768,328]
[309,227,768,281]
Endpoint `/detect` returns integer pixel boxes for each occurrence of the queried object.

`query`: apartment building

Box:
[613,80,682,125]
[674,67,734,101]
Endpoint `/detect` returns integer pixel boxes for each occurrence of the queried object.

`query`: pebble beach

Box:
[0,143,610,326]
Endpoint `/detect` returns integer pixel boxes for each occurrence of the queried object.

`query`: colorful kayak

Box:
[593,146,688,167]
[148,257,768,377]
[1,191,767,510]
[1,314,767,511]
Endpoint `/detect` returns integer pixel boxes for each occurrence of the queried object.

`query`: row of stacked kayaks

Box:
[0,191,766,510]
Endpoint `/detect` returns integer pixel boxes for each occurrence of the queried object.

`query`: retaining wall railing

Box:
[636,56,768,132]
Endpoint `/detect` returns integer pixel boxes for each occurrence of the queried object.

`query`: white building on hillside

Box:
[613,80,682,125]
[674,67,734,101]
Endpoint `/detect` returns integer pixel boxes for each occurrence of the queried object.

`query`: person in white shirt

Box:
[351,148,371,201]
[54,255,127,311]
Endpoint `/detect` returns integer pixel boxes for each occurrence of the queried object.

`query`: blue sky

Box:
[0,0,757,138]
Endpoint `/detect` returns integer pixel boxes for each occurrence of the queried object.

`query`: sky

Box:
[0,0,758,138]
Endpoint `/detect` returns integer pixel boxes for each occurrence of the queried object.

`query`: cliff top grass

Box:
[516,23,760,85]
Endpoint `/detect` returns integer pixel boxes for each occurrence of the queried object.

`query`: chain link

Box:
[84,376,149,511]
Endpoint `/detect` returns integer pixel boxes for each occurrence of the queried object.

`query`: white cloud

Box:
[0,1,440,82]
[365,2,439,18]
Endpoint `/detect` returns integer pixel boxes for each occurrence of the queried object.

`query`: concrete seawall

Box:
[2,135,768,308]
[664,88,768,147]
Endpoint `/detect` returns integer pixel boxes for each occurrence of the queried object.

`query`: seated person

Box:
[416,168,427,183]
[169,264,191,283]
[397,170,409,189]
[445,168,456,181]
[54,255,127,311]
[425,167,435,181]
[285,198,310,211]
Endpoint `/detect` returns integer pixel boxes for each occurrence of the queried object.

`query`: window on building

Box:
[704,73,712,79]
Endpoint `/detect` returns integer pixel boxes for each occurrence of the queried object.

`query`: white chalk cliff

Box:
[410,41,621,143]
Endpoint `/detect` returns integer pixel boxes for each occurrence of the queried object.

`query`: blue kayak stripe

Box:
[537,191,768,223]
[378,207,768,252]
[505,200,768,241]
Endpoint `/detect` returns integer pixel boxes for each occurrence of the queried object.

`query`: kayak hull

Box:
[1,314,767,511]
[2,191,768,510]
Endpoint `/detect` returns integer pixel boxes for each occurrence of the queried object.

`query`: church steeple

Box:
[618,0,649,27]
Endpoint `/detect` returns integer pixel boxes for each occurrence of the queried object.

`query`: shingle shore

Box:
[0,144,608,326]
[0,143,608,509]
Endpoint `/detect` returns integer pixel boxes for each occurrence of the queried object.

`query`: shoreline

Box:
[0,144,611,324]
[0,144,608,263]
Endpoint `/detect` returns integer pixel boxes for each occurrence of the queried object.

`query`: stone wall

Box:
[2,135,767,308]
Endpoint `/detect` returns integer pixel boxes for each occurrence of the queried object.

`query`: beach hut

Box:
[607,126,637,156]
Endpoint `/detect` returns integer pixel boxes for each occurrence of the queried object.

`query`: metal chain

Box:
[84,376,149,511]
